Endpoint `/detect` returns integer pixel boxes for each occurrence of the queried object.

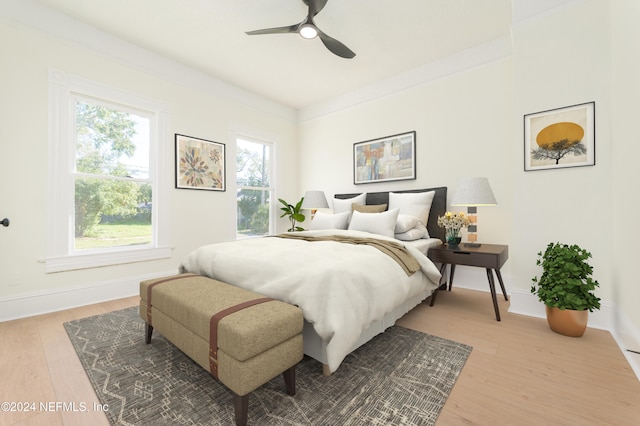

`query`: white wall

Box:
[299,0,640,358]
[0,15,298,319]
[510,0,613,309]
[510,0,639,375]
[1,0,638,375]
[299,57,514,284]
[610,0,640,360]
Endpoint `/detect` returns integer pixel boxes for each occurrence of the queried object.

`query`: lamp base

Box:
[464,242,481,248]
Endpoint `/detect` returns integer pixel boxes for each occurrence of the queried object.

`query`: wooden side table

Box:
[427,244,509,321]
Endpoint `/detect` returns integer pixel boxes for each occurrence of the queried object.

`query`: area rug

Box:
[64,306,472,425]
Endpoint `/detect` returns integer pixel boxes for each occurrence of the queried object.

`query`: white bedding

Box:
[405,237,443,254]
[179,229,441,373]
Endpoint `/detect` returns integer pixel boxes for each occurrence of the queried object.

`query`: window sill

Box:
[43,246,172,273]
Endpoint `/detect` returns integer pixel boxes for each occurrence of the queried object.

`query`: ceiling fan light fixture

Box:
[299,23,318,39]
[245,0,355,58]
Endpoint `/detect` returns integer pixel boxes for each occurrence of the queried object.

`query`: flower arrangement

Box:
[437,211,471,243]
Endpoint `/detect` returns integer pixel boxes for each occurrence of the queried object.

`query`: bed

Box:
[179,187,447,374]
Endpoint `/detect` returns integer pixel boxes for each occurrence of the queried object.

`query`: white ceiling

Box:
[31,0,516,111]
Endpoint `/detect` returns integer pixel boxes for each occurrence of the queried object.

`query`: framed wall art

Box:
[354,131,416,184]
[175,134,226,191]
[524,102,595,171]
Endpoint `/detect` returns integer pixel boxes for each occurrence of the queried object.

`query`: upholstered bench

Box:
[139,273,304,426]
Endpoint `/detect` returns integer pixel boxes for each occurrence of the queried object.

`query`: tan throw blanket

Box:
[275,233,421,276]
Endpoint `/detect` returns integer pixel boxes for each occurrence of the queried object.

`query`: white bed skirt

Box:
[302,286,432,370]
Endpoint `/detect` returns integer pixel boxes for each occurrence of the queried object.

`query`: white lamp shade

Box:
[451,177,497,206]
[301,191,329,209]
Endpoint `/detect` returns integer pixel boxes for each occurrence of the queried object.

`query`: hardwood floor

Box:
[397,289,640,425]
[1,289,639,425]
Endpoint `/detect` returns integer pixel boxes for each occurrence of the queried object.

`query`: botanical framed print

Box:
[175,134,225,191]
[354,131,416,184]
[524,102,595,171]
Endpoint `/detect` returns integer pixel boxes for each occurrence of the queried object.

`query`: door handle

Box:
[1,218,9,227]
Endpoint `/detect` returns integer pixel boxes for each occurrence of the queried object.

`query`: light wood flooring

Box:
[1,289,639,425]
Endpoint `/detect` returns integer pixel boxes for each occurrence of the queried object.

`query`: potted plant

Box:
[530,242,601,337]
[278,197,306,232]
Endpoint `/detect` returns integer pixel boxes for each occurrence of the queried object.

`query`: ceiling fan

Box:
[245,0,356,59]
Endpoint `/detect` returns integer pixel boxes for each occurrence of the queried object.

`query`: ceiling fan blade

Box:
[245,24,299,36]
[306,0,328,16]
[246,0,355,59]
[317,29,356,58]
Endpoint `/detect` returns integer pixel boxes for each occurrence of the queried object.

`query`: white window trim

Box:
[46,69,171,273]
[234,133,276,238]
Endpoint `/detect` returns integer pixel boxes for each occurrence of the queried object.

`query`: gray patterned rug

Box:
[64,306,471,425]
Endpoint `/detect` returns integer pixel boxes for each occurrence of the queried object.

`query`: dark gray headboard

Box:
[334,187,447,241]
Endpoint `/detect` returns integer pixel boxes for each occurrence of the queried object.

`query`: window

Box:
[47,70,170,272]
[236,138,274,239]
[73,97,152,250]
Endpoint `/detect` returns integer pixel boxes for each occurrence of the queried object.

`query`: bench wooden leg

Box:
[322,363,332,376]
[232,392,249,426]
[230,366,295,426]
[283,365,296,396]
[145,323,153,344]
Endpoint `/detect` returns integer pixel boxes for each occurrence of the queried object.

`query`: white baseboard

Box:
[508,288,614,330]
[610,309,640,381]
[0,270,176,322]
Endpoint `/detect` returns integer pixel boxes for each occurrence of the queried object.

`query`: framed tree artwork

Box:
[175,134,226,191]
[524,102,595,171]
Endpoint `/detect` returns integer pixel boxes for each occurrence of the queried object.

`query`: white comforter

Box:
[179,229,441,372]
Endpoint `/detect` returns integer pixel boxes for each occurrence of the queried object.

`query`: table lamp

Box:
[301,190,329,218]
[450,177,497,247]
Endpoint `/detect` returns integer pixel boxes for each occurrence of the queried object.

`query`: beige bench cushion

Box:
[140,274,303,362]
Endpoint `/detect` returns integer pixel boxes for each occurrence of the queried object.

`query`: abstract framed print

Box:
[175,134,225,191]
[354,131,416,184]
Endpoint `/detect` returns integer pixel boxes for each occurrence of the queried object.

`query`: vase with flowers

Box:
[437,211,471,246]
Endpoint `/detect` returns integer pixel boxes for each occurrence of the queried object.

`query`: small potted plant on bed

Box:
[437,211,471,246]
[530,242,601,337]
[278,197,306,232]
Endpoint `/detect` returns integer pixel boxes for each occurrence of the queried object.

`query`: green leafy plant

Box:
[278,197,305,232]
[531,242,601,312]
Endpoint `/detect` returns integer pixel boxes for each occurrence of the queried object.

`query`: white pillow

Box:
[309,211,350,230]
[348,208,400,238]
[401,205,429,223]
[388,191,435,224]
[333,193,366,214]
[395,214,420,234]
[395,223,428,241]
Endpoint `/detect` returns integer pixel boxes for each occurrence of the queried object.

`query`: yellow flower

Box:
[437,211,471,229]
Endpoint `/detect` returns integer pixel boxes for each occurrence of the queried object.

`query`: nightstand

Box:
[427,244,509,321]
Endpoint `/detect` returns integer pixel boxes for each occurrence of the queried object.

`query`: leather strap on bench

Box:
[146,273,199,325]
[209,297,274,378]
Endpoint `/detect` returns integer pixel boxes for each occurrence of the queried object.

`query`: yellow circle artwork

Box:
[536,122,584,148]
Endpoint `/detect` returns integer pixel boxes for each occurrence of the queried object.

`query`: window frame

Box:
[235,136,275,239]
[47,69,171,272]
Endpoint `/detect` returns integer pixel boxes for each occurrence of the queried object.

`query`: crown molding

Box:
[2,0,583,125]
[297,36,513,123]
[511,0,585,27]
[0,0,297,123]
